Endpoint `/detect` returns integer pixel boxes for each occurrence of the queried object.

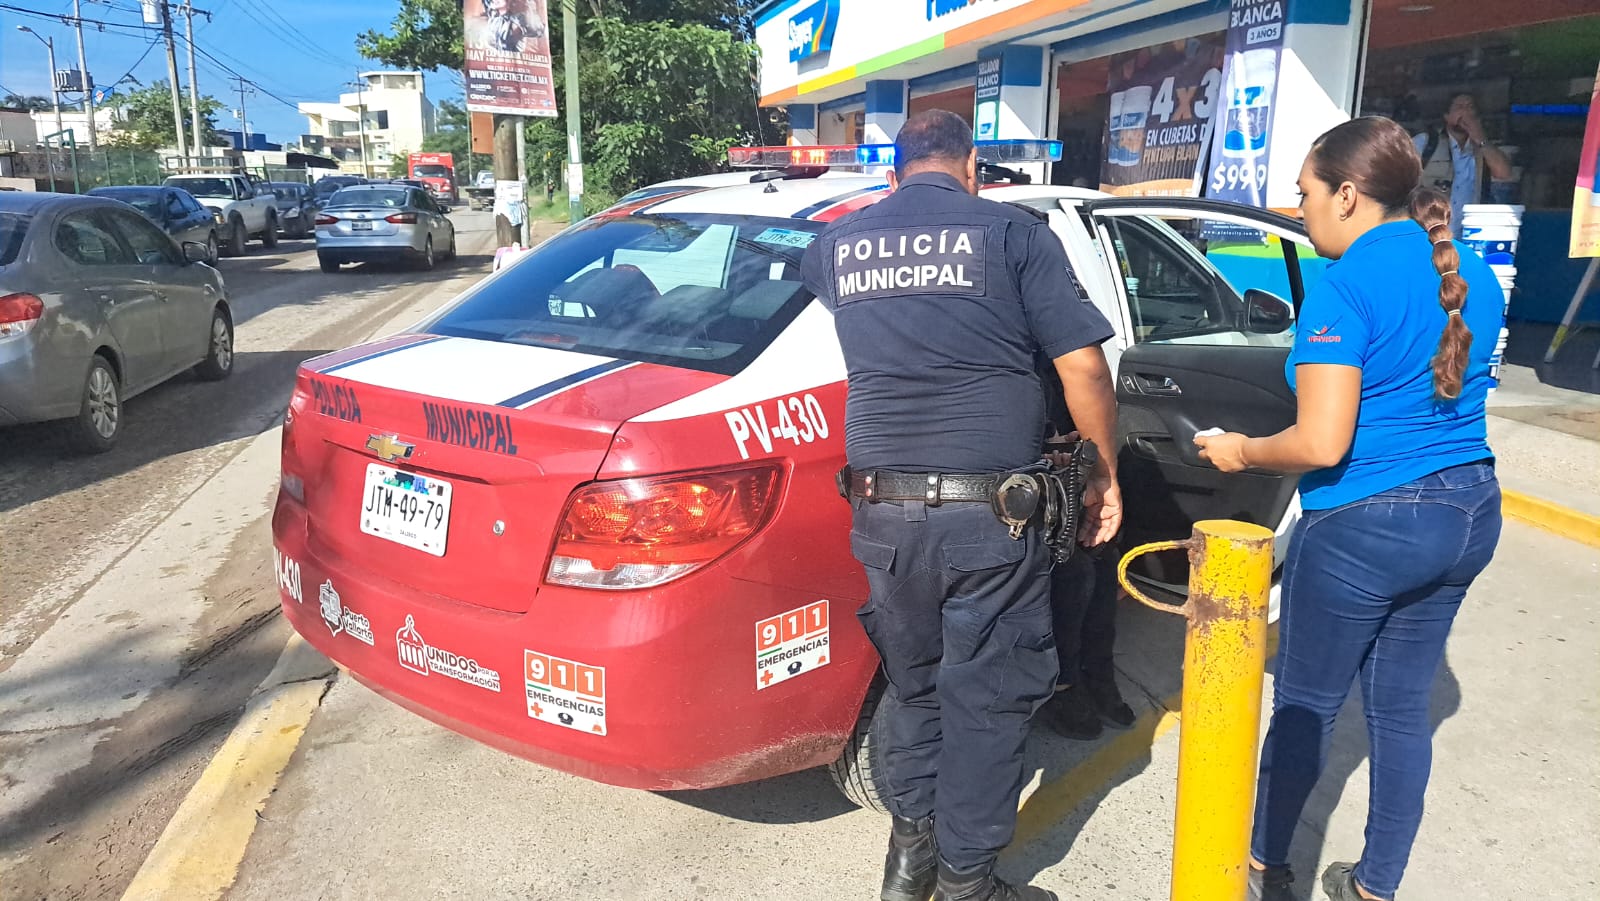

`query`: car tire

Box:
[417,237,435,271]
[64,355,121,455]
[828,679,891,814]
[318,254,340,273]
[447,231,457,259]
[205,230,220,265]
[193,306,234,381]
[261,213,279,248]
[226,218,247,256]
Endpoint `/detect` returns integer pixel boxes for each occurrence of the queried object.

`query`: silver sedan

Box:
[0,193,233,453]
[314,185,456,273]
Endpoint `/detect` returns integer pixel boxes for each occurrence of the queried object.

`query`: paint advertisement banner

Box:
[1098,36,1225,197]
[1203,0,1286,208]
[1569,64,1600,258]
[464,0,558,119]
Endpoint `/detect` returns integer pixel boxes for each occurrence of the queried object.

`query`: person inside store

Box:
[1414,92,1514,235]
[801,109,1122,901]
[1195,116,1504,901]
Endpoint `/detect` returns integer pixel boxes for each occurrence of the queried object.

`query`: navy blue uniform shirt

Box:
[801,172,1113,473]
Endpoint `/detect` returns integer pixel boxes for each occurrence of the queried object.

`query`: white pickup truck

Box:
[162,174,279,256]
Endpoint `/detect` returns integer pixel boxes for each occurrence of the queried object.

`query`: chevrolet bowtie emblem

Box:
[365,434,415,463]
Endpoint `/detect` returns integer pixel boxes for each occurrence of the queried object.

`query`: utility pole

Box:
[182,4,207,157]
[562,0,583,221]
[352,72,369,179]
[71,0,96,149]
[15,26,62,188]
[160,1,189,160]
[231,76,252,154]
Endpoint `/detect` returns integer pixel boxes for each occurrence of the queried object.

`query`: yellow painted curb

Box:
[1503,489,1600,549]
[120,679,328,901]
[1008,696,1183,853]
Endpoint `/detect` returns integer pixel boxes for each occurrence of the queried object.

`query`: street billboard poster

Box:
[1098,36,1225,197]
[464,0,559,118]
[1569,63,1600,258]
[1203,0,1287,208]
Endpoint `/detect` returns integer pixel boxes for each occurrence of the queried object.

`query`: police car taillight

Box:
[547,463,783,590]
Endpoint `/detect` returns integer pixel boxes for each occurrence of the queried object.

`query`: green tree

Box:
[420,99,472,162]
[104,81,224,149]
[360,1,771,209]
[2,94,52,112]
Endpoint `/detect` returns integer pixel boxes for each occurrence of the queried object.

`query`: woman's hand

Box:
[1195,432,1250,473]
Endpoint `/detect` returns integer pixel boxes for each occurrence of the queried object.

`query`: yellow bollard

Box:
[1118,520,1275,901]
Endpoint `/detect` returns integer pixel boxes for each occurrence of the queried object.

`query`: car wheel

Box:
[227,218,247,256]
[261,214,279,248]
[64,355,121,454]
[417,237,435,271]
[828,679,891,814]
[193,306,234,381]
[318,254,340,273]
[205,231,220,264]
[448,230,458,259]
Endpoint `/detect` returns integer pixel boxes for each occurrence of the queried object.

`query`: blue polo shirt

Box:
[1288,220,1502,510]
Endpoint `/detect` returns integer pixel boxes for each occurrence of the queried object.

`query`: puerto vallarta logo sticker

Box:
[317,579,374,645]
[395,614,501,692]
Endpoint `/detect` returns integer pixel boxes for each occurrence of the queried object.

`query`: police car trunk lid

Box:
[287,335,725,613]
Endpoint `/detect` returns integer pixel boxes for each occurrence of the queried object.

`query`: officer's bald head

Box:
[890,111,978,195]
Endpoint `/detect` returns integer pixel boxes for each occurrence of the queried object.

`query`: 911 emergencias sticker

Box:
[525,650,607,735]
[756,601,830,690]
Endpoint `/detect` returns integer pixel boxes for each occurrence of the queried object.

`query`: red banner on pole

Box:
[1570,63,1600,259]
[464,0,558,118]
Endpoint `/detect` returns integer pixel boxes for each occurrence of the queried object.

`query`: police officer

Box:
[800,110,1122,901]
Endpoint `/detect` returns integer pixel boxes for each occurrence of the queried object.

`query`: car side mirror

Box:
[1244,289,1294,334]
[182,241,210,264]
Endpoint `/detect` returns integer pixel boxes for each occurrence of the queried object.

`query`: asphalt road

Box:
[0,210,508,901]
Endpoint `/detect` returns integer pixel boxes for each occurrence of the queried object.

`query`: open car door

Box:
[1078,198,1328,591]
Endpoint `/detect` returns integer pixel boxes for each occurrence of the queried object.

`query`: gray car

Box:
[268,182,317,238]
[0,193,234,453]
[86,185,223,265]
[314,184,456,272]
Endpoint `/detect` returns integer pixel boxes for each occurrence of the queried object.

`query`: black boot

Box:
[1321,861,1388,901]
[1084,672,1136,729]
[1248,863,1295,901]
[930,858,1057,901]
[880,816,938,901]
[1037,684,1102,740]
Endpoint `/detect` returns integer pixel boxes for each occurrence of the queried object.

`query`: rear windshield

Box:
[328,187,410,208]
[0,213,27,266]
[96,191,163,218]
[425,214,821,376]
[167,178,233,197]
[270,183,305,197]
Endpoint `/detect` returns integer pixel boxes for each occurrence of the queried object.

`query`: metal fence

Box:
[3,149,316,192]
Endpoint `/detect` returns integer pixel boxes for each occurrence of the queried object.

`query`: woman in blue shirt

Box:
[1196,116,1503,901]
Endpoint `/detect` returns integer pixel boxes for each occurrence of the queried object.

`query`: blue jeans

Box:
[1250,461,1501,899]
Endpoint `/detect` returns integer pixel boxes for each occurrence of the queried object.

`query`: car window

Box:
[182,193,206,214]
[55,213,133,265]
[1100,215,1294,348]
[0,213,27,266]
[104,208,179,265]
[426,214,820,376]
[168,178,233,198]
[166,192,188,218]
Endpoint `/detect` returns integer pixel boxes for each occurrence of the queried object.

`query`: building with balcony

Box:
[298,71,437,177]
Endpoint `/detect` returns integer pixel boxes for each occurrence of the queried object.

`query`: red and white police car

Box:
[272,141,1323,807]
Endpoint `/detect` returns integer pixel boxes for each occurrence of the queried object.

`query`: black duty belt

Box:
[843,468,999,504]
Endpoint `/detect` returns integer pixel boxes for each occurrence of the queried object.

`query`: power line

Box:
[0,2,155,36]
[218,0,359,72]
[234,0,357,67]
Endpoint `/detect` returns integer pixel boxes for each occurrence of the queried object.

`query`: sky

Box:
[0,0,459,143]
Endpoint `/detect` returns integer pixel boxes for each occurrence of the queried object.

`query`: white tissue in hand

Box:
[1194,427,1226,439]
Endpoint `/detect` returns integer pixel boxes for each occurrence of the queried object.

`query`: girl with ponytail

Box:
[1194,117,1504,901]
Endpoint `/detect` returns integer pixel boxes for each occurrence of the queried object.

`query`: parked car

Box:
[268,182,318,238]
[87,185,222,264]
[311,176,366,210]
[0,193,233,453]
[314,184,456,272]
[162,173,278,256]
[272,163,1326,809]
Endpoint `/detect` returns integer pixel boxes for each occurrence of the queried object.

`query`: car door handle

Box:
[1130,373,1183,396]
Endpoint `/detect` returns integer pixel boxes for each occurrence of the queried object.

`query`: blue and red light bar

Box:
[728,140,1064,170]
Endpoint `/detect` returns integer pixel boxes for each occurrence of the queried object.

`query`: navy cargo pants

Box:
[849,495,1059,870]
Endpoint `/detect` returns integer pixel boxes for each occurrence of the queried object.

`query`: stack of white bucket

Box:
[1460,203,1521,390]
